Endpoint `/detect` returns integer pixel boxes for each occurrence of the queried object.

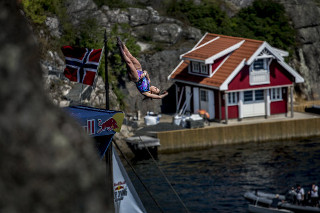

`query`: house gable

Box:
[227,60,295,91]
[246,42,284,65]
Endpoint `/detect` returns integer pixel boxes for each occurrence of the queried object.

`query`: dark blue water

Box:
[124,138,320,213]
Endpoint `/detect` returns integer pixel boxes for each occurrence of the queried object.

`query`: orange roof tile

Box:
[183,37,241,61]
[170,33,264,88]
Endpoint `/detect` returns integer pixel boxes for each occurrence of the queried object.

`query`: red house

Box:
[168,33,304,123]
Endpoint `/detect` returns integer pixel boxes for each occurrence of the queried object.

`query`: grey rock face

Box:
[153,23,183,44]
[128,7,151,26]
[105,8,129,24]
[280,0,320,99]
[0,1,109,213]
[183,26,202,40]
[65,0,108,26]
[103,6,201,44]
[45,16,61,38]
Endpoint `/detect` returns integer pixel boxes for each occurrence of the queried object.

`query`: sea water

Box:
[125,137,320,213]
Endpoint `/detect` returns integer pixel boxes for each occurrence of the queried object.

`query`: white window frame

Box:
[243,90,264,103]
[249,58,271,85]
[228,92,238,106]
[252,59,267,72]
[189,61,210,76]
[192,62,200,73]
[200,64,208,74]
[270,88,282,101]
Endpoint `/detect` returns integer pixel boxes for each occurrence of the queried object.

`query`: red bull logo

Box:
[97,118,118,134]
[114,181,127,202]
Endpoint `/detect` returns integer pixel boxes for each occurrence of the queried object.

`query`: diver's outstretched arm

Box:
[142,91,168,99]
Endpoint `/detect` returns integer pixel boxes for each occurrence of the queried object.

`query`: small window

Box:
[228,92,238,105]
[253,59,266,71]
[243,91,253,102]
[200,90,208,102]
[255,90,264,101]
[192,62,200,73]
[244,90,265,103]
[200,64,208,74]
[244,91,253,102]
[270,88,282,101]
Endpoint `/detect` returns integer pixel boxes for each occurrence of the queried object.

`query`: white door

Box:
[242,90,265,117]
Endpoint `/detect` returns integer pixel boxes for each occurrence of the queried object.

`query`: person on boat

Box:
[117,37,168,99]
[309,183,319,207]
[286,186,297,203]
[296,184,305,205]
[270,194,282,208]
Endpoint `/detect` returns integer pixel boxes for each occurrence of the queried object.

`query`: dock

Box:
[125,136,160,158]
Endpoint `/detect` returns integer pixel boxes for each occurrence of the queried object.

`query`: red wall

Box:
[270,88,288,114]
[228,60,294,91]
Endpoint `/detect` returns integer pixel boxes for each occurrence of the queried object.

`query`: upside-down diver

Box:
[117,37,168,99]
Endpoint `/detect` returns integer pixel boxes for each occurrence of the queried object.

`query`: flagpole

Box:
[104,29,114,213]
[105,30,110,110]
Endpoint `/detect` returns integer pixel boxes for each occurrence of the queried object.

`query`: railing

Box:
[250,71,269,85]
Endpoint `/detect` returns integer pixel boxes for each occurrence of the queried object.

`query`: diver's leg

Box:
[122,43,142,70]
[118,41,139,82]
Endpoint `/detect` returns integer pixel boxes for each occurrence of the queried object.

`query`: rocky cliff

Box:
[42,0,320,115]
[280,0,320,100]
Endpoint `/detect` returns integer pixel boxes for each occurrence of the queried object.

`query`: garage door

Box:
[242,90,265,117]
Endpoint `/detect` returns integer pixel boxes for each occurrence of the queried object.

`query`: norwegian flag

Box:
[61,46,103,86]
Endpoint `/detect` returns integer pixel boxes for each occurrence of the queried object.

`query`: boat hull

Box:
[244,191,320,213]
[249,204,293,213]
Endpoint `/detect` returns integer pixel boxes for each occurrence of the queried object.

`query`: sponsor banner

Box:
[67,105,124,137]
[66,105,124,158]
[113,147,147,213]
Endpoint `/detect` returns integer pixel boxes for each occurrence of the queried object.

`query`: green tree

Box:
[230,0,295,51]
